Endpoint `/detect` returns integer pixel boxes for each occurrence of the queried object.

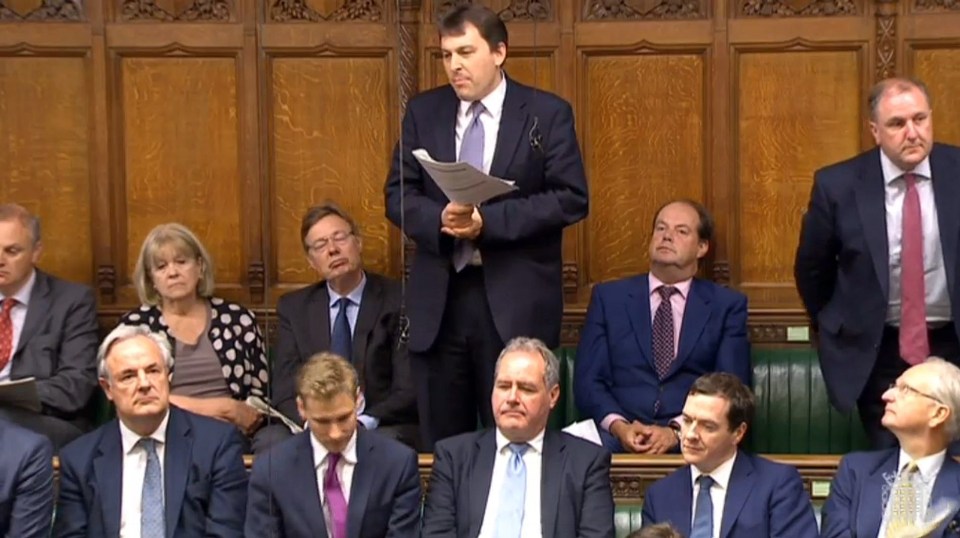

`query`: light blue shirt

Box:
[326,273,379,429]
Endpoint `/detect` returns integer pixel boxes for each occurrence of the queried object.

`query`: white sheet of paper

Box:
[562,418,603,446]
[0,376,41,413]
[412,148,517,205]
[245,396,304,434]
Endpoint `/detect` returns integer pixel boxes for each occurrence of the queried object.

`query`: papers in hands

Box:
[412,149,517,205]
[0,376,41,413]
[245,396,304,435]
[562,418,603,446]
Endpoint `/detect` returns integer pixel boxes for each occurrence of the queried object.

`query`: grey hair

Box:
[0,204,41,245]
[495,336,560,390]
[922,356,960,441]
[98,324,174,381]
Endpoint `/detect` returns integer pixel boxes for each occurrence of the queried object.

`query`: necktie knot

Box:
[657,285,677,301]
[508,442,529,458]
[903,172,918,189]
[698,474,714,489]
[138,437,158,454]
[468,100,486,118]
[327,452,342,469]
[1,297,17,314]
[902,460,919,476]
[335,297,351,311]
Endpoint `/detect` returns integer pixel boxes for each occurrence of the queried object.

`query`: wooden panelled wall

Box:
[2,0,960,346]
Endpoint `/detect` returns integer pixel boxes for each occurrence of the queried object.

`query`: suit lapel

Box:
[468,431,497,538]
[672,468,694,537]
[292,433,328,536]
[14,270,50,356]
[539,431,564,538]
[308,284,332,353]
[932,146,960,301]
[719,452,754,538]
[164,408,192,538]
[489,78,528,180]
[672,279,710,376]
[857,449,898,538]
[930,455,960,536]
[435,89,459,165]
[626,275,654,369]
[92,420,123,538]
[347,430,375,538]
[352,275,382,381]
[855,148,891,299]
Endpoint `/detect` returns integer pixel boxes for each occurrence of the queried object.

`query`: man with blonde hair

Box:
[246,352,421,538]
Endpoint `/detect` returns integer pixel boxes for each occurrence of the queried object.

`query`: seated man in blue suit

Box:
[575,199,751,453]
[642,373,819,537]
[245,352,421,538]
[822,357,960,537]
[422,337,615,538]
[54,325,248,538]
[0,419,54,538]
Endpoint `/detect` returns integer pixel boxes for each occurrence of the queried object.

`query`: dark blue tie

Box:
[331,297,352,361]
[690,475,714,538]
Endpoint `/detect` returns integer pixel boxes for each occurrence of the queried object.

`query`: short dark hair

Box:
[438,4,508,52]
[868,77,932,121]
[650,199,714,243]
[626,524,683,538]
[300,201,359,252]
[688,372,754,434]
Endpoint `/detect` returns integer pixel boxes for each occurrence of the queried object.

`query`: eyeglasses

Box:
[888,382,943,404]
[307,231,353,253]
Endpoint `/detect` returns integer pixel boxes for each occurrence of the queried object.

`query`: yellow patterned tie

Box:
[886,461,920,537]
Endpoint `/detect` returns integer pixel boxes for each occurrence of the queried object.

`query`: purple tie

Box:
[653,285,678,380]
[324,453,348,538]
[453,101,485,272]
[899,173,929,364]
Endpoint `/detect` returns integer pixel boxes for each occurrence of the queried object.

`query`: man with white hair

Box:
[822,357,960,537]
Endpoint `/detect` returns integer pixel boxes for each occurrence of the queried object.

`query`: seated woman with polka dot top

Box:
[118,223,291,454]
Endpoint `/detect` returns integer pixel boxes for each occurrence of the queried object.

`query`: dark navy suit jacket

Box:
[244,428,422,538]
[384,76,589,352]
[0,419,53,538]
[575,275,751,426]
[54,406,248,538]
[642,451,819,537]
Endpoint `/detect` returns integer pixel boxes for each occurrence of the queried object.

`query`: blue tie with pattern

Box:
[453,101,485,272]
[331,297,352,361]
[690,475,714,538]
[139,437,165,538]
[495,442,529,538]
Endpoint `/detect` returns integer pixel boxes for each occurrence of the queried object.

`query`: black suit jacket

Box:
[794,144,960,412]
[245,428,422,538]
[273,272,416,426]
[421,429,615,538]
[8,269,99,419]
[384,76,589,352]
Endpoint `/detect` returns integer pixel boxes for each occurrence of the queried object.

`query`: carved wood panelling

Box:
[0,0,82,20]
[269,57,392,286]
[120,57,244,300]
[583,0,706,20]
[269,0,382,22]
[119,0,232,21]
[736,51,861,301]
[499,0,550,21]
[875,0,897,80]
[433,0,471,20]
[913,48,960,146]
[582,53,705,284]
[914,0,960,11]
[0,55,92,284]
[740,0,858,17]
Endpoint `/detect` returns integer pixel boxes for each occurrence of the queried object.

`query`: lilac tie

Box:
[453,101,485,272]
[653,285,678,380]
[324,453,348,538]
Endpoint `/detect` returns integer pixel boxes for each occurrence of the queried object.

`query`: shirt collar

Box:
[690,450,738,492]
[1,269,36,306]
[328,272,367,309]
[897,448,946,483]
[649,273,693,300]
[459,72,507,123]
[119,409,170,456]
[494,427,545,455]
[311,428,359,469]
[881,149,933,186]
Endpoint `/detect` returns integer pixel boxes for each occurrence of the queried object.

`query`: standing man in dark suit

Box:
[642,373,819,537]
[822,358,960,537]
[0,419,54,538]
[795,77,960,448]
[0,203,99,450]
[246,353,421,538]
[421,337,615,538]
[384,5,589,450]
[575,200,751,454]
[55,325,248,538]
[273,202,418,448]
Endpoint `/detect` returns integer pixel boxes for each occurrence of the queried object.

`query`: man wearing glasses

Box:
[821,357,960,537]
[272,202,419,450]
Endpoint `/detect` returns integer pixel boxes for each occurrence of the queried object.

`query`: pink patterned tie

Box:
[0,298,18,371]
[899,173,929,365]
[653,286,678,379]
[324,453,348,538]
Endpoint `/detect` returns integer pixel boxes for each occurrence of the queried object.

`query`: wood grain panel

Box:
[583,53,705,284]
[913,48,960,147]
[121,57,243,287]
[0,56,92,283]
[270,56,391,285]
[737,51,860,289]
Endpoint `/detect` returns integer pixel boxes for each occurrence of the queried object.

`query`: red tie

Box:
[0,298,18,371]
[899,173,929,365]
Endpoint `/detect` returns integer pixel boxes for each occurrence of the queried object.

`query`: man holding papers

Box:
[384,4,589,450]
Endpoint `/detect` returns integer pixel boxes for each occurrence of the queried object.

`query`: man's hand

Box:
[232,401,265,436]
[635,424,679,455]
[441,206,483,240]
[441,202,474,229]
[610,420,647,453]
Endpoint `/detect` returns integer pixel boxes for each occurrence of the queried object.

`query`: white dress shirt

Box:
[0,269,35,381]
[881,152,951,324]
[118,411,169,538]
[877,448,946,537]
[455,73,507,175]
[478,428,545,538]
[312,430,358,533]
[689,451,738,538]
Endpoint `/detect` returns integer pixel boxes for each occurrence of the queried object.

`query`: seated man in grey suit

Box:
[0,204,99,449]
[54,325,248,538]
[245,352,421,538]
[422,337,615,538]
[273,202,418,448]
[0,419,54,538]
